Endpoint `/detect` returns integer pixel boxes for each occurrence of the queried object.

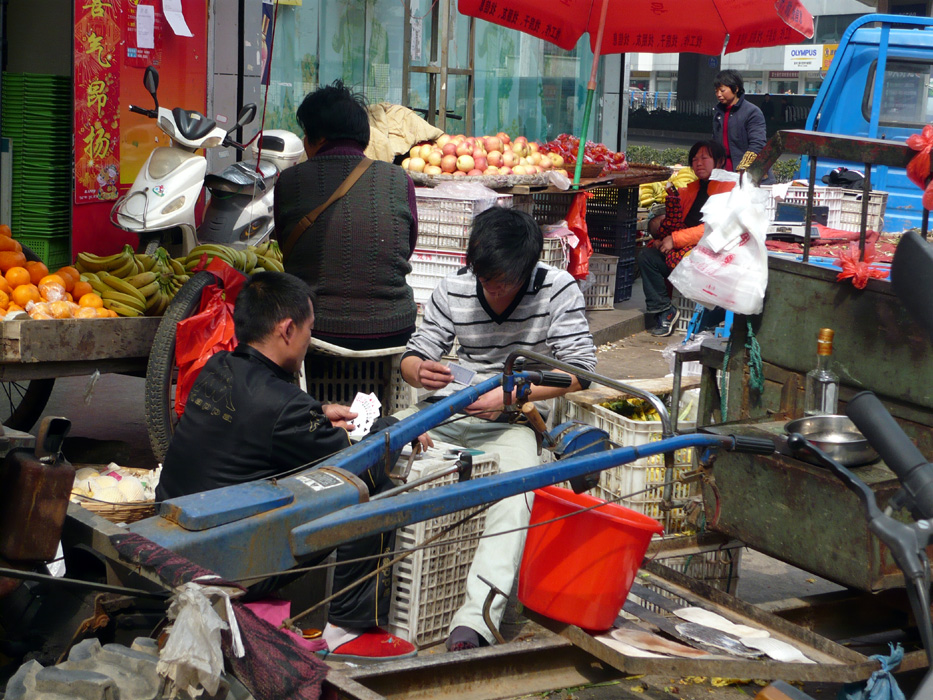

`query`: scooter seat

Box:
[205,160,277,194]
[172,107,218,141]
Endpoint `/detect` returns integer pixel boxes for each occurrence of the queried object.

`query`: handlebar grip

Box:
[846,391,933,518]
[536,371,573,388]
[128,105,155,117]
[730,435,776,455]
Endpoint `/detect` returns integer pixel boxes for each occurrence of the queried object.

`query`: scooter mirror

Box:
[143,66,159,98]
[233,103,257,131]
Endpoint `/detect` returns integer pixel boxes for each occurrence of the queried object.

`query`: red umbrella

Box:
[459,0,814,183]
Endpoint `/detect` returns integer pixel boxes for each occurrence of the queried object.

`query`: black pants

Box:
[638,246,672,314]
[248,416,401,629]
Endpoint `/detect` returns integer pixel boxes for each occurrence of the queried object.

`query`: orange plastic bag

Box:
[173,259,247,417]
[566,191,593,281]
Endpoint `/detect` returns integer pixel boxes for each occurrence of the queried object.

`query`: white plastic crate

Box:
[761,185,887,232]
[541,237,568,270]
[388,443,499,647]
[304,352,415,415]
[556,398,696,533]
[415,190,512,251]
[407,249,467,306]
[580,253,618,310]
[670,289,697,334]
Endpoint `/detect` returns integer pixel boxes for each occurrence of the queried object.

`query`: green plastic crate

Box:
[14,235,71,269]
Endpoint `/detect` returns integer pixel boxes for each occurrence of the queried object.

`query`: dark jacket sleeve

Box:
[270,392,352,469]
[744,103,768,154]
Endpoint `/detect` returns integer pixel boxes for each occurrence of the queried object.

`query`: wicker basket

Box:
[575,163,605,178]
[72,465,158,524]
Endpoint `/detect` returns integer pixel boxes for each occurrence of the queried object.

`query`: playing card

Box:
[348,392,381,440]
[448,363,477,386]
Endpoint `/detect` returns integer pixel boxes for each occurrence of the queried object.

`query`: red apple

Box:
[452,170,466,177]
[484,165,500,176]
[440,154,458,173]
[512,165,528,175]
[442,142,458,157]
[455,141,472,157]
[485,136,502,153]
[473,155,487,171]
[467,168,483,176]
[498,166,512,175]
[408,157,426,173]
[424,164,443,175]
[502,151,518,168]
[456,154,475,172]
[427,149,443,166]
[472,148,486,160]
[401,157,411,170]
[436,134,451,148]
[496,131,511,145]
[539,157,552,170]
[487,150,503,167]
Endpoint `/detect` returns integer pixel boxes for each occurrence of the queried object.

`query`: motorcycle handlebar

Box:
[128,104,156,118]
[846,391,933,519]
[525,371,574,388]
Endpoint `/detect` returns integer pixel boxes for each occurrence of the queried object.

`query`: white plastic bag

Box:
[669,173,769,315]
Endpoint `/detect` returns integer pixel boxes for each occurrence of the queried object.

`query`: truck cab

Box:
[805,13,933,233]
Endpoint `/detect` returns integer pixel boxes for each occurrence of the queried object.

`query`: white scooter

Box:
[112,66,303,255]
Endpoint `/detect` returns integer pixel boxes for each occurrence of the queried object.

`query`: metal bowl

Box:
[784,415,880,467]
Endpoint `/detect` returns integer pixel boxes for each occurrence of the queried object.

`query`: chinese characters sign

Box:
[74,0,122,204]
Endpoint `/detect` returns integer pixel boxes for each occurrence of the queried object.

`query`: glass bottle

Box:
[804,328,840,416]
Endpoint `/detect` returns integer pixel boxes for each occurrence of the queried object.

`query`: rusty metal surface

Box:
[750,130,915,184]
[328,633,621,700]
[699,424,923,591]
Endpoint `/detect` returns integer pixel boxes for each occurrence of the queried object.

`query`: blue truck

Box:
[804,13,933,233]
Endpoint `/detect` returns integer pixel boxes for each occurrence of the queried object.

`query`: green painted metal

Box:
[701,422,912,592]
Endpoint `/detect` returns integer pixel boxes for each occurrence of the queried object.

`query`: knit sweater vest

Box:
[276,155,417,337]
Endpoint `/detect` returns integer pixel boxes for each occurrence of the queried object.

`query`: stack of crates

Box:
[388,442,500,647]
[531,186,639,303]
[761,184,888,233]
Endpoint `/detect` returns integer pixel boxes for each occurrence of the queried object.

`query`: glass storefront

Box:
[261,0,600,143]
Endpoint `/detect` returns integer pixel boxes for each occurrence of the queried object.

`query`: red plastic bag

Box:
[173,259,248,417]
[566,191,593,281]
[906,125,933,210]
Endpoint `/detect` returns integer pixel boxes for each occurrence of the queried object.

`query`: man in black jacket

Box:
[156,271,417,664]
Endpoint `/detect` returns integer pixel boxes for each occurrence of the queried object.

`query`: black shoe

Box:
[650,306,680,337]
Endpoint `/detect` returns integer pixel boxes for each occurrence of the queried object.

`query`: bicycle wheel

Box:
[144,272,216,463]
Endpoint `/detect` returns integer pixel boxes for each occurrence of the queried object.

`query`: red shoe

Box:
[318,628,417,664]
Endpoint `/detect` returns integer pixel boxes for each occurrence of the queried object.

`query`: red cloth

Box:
[765,223,891,259]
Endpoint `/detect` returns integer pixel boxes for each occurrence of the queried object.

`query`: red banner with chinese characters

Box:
[74,0,122,204]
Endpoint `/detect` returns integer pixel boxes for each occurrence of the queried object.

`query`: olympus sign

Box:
[784,43,823,70]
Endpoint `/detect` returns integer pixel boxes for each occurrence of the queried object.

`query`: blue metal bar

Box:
[868,24,890,140]
[290,434,728,556]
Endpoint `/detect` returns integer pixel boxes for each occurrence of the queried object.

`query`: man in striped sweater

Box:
[399,206,597,651]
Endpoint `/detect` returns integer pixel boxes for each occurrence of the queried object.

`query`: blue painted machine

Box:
[129,351,775,583]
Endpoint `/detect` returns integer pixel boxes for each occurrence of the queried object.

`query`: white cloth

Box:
[394,406,540,644]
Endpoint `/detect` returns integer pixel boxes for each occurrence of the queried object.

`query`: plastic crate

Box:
[304,351,415,415]
[541,237,568,269]
[531,192,576,225]
[761,185,887,233]
[614,259,636,303]
[589,218,637,263]
[670,289,697,333]
[587,185,639,221]
[15,234,70,269]
[580,253,618,310]
[556,398,697,533]
[407,249,466,306]
[388,443,500,647]
[415,190,513,251]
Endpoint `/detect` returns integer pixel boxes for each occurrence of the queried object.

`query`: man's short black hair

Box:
[714,69,745,98]
[296,80,370,148]
[689,140,727,170]
[467,207,543,287]
[233,272,315,345]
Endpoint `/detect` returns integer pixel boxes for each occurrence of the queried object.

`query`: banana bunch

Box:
[182,241,284,275]
[75,244,139,278]
[600,397,662,422]
[81,269,159,317]
[638,167,698,207]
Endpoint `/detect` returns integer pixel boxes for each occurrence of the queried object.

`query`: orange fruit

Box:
[0,251,27,273]
[11,284,41,307]
[94,306,111,318]
[47,300,73,319]
[0,224,11,238]
[5,267,30,288]
[0,277,12,295]
[0,290,9,309]
[38,274,67,289]
[38,282,66,301]
[78,292,103,308]
[53,267,77,292]
[72,281,93,300]
[6,303,24,315]
[0,237,20,253]
[25,261,48,285]
[75,306,98,319]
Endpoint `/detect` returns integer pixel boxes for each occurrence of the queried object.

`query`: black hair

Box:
[466,207,543,287]
[713,69,745,98]
[233,271,315,345]
[688,140,727,170]
[295,80,370,148]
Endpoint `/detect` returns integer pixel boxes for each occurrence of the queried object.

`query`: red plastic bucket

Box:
[518,486,664,631]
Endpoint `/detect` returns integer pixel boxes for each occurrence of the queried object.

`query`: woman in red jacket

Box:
[639,140,735,336]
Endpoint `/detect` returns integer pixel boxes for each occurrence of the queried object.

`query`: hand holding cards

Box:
[448,363,477,386]
[348,392,381,440]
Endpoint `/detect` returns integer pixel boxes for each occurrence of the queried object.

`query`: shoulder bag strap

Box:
[281,157,374,263]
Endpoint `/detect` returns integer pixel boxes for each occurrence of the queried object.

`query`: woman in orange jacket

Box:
[640,140,735,336]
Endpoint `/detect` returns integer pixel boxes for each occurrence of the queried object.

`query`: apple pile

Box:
[401,133,570,178]
[539,134,629,173]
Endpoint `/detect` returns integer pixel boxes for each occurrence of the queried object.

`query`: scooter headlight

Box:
[161,196,186,215]
[202,136,223,148]
[159,117,176,138]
